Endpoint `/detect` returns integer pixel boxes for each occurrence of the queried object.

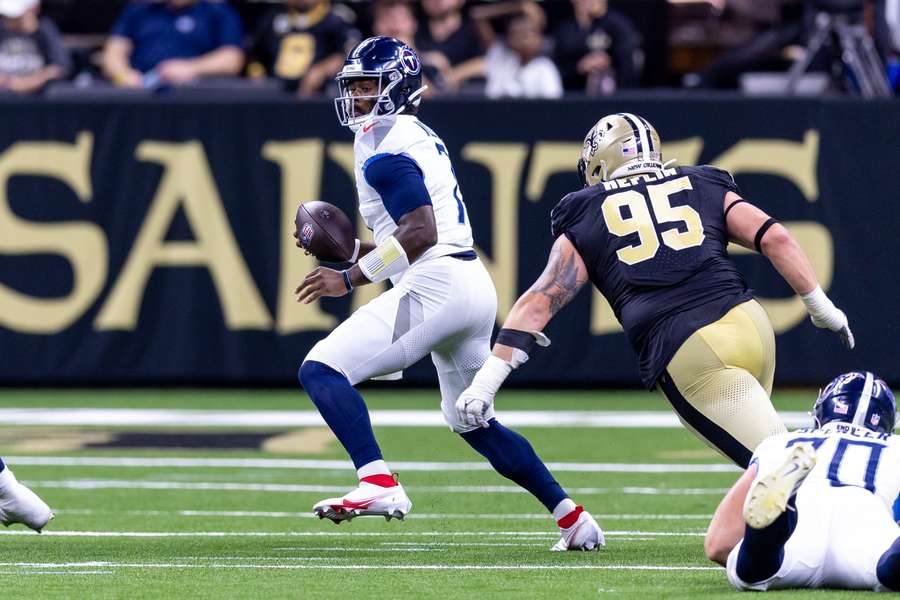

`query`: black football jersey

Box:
[550,165,754,388]
[248,6,359,89]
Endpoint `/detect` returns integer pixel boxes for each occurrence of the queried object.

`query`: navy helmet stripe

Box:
[619,113,650,161]
[636,115,655,152]
[617,113,643,158]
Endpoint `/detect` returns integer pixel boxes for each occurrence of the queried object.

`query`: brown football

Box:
[295,201,355,263]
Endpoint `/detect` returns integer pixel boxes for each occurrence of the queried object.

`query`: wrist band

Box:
[341,270,353,292]
[753,218,778,253]
[496,329,537,354]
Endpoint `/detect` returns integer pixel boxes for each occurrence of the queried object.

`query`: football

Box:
[294,200,355,263]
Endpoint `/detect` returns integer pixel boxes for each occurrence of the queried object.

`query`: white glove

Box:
[456,356,513,429]
[801,286,854,349]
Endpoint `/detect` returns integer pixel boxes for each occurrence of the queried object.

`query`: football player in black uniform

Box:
[455,112,854,468]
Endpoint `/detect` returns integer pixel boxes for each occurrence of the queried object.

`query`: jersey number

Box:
[601,176,705,265]
[787,437,886,492]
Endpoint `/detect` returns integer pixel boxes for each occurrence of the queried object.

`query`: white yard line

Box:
[0,530,705,538]
[0,561,721,571]
[5,456,740,473]
[0,408,813,428]
[23,479,730,495]
[52,509,711,520]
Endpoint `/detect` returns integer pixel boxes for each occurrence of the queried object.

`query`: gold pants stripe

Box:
[659,300,787,467]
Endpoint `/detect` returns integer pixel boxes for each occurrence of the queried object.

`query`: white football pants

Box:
[303,254,497,433]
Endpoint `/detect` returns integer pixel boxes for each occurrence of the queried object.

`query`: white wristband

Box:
[470,355,514,397]
[358,235,410,283]
[348,239,361,263]
[800,285,834,317]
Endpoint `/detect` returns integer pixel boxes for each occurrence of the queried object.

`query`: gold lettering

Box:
[0,132,107,334]
[326,142,386,312]
[728,222,833,332]
[96,141,271,330]
[264,140,337,334]
[524,142,580,202]
[462,143,528,321]
[713,130,819,201]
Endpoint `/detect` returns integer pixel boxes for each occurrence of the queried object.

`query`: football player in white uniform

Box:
[0,457,53,532]
[704,372,900,591]
[293,37,603,551]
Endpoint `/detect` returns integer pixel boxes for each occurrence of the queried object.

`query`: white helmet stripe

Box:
[852,371,875,428]
[620,113,650,162]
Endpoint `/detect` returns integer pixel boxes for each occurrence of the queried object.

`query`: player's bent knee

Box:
[298,360,346,393]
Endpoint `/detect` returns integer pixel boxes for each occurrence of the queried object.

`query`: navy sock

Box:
[736,496,798,583]
[298,361,383,470]
[460,419,567,512]
[877,536,900,590]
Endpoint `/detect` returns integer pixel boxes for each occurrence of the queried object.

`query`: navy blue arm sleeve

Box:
[363,153,432,223]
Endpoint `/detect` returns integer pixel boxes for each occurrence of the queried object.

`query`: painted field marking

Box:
[0,561,721,572]
[0,530,706,538]
[5,456,741,473]
[52,509,711,520]
[0,408,813,428]
[23,479,731,496]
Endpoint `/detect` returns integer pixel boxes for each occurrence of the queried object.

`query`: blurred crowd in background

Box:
[0,0,897,98]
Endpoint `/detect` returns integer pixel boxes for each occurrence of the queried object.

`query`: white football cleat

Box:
[552,507,604,551]
[313,479,412,524]
[0,468,53,533]
[743,442,816,530]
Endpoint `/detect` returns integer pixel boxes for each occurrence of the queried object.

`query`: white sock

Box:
[552,498,578,522]
[357,459,391,480]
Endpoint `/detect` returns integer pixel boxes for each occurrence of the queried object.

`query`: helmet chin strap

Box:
[396,85,428,114]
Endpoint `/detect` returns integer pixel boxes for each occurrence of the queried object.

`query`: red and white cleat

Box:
[313,474,412,524]
[551,506,604,551]
[0,468,53,533]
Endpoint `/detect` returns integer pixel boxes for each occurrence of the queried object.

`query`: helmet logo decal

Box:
[400,48,421,75]
[833,400,849,415]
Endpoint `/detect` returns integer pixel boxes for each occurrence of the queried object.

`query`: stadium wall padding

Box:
[0,95,898,386]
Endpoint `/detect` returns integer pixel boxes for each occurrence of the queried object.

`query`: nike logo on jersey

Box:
[363,120,378,133]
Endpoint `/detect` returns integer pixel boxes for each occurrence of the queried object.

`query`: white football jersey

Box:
[752,422,900,511]
[353,114,474,276]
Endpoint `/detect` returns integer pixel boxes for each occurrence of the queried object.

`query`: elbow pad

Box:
[358,235,410,283]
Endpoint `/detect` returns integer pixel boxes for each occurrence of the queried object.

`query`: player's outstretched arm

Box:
[704,465,756,566]
[455,235,589,428]
[724,192,854,349]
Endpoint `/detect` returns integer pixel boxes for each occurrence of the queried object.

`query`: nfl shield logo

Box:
[871,414,881,426]
[301,223,315,248]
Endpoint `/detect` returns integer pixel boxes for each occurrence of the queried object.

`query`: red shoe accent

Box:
[360,474,398,488]
[557,505,584,529]
[342,497,377,510]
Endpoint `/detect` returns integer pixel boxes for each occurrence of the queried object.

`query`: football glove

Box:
[801,286,854,349]
[456,356,513,429]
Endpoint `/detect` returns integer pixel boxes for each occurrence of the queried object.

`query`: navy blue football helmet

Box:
[813,371,896,433]
[334,36,425,128]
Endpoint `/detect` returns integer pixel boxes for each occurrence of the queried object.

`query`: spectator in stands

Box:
[247,0,359,96]
[0,0,70,94]
[416,0,486,92]
[553,0,640,95]
[101,0,244,88]
[370,0,447,94]
[472,1,563,99]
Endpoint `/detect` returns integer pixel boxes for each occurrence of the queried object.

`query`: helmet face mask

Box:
[334,37,425,129]
[813,371,897,433]
[578,113,663,187]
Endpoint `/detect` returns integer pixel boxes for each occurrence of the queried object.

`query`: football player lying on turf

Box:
[704,372,900,592]
[292,36,603,551]
[456,113,853,469]
[0,456,52,532]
